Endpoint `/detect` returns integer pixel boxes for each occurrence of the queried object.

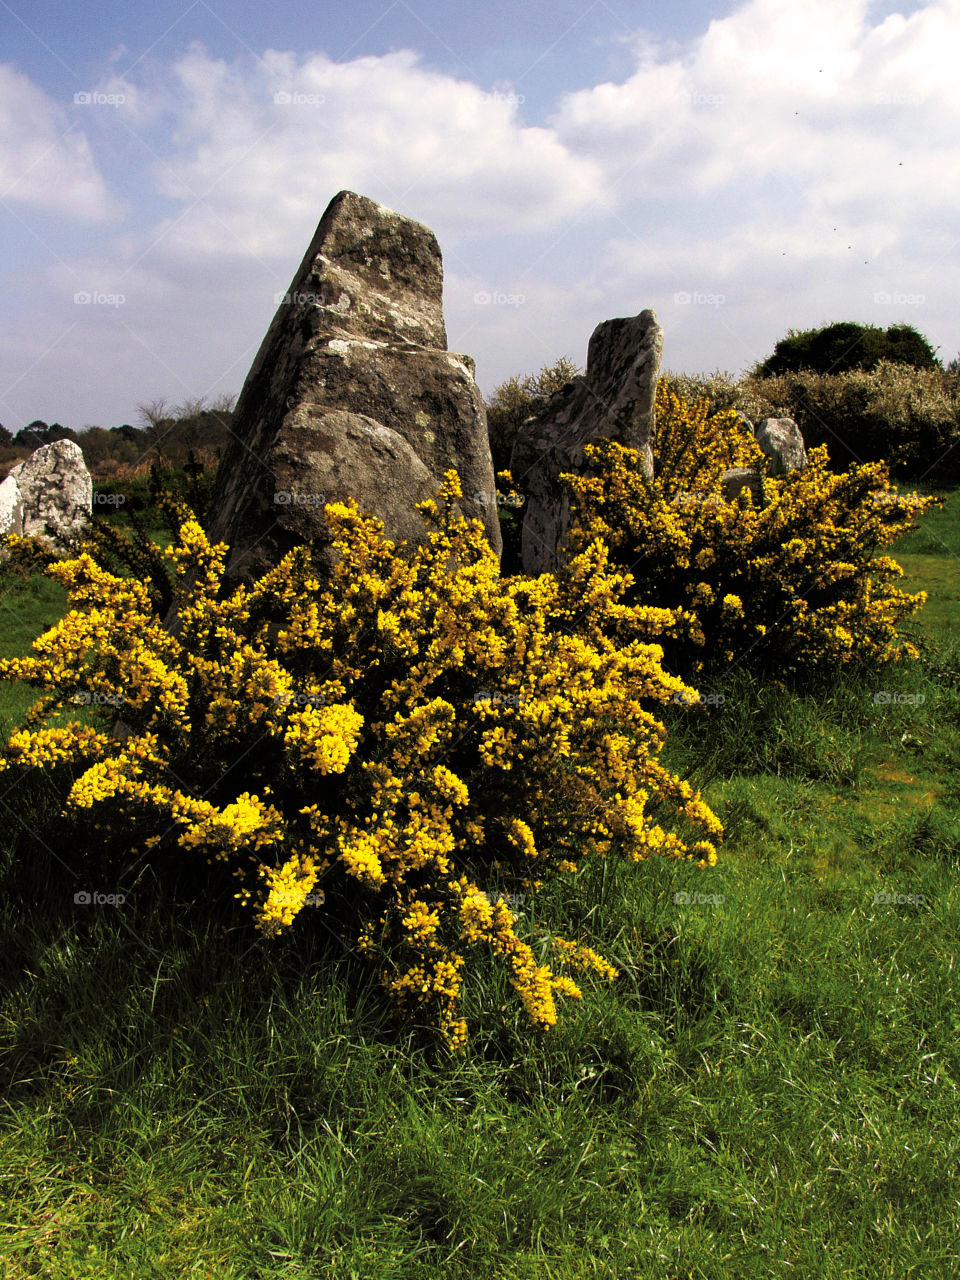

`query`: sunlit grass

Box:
[0,492,957,1278]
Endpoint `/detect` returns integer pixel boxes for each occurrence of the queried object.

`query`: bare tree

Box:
[136,399,170,430]
[208,391,237,416]
[135,399,176,468]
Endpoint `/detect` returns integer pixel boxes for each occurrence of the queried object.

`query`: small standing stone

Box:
[755,417,807,475]
[510,310,663,576]
[4,440,92,554]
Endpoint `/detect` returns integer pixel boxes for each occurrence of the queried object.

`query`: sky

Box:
[0,0,954,431]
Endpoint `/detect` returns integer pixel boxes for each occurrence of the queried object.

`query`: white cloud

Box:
[550,0,960,213]
[0,64,121,221]
[535,0,959,374]
[119,44,607,269]
[2,3,958,425]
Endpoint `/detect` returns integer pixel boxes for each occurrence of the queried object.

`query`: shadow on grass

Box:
[0,769,399,1120]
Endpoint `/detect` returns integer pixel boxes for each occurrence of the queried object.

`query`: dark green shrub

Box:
[738,362,960,478]
[756,322,941,378]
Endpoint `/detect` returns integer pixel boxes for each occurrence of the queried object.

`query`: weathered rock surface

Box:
[207,189,501,587]
[720,466,766,506]
[0,473,24,538]
[509,310,663,576]
[755,417,807,475]
[3,440,91,553]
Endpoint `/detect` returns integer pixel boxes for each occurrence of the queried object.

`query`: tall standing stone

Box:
[509,310,663,576]
[208,190,501,587]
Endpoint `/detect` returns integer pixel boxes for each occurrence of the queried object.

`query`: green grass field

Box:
[0,492,958,1278]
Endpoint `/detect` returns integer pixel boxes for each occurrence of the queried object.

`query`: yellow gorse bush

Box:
[561,383,937,678]
[0,471,721,1052]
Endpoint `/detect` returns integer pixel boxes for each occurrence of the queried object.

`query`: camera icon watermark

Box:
[672,690,726,707]
[274,490,327,507]
[872,491,906,506]
[872,91,924,107]
[473,290,525,307]
[274,290,322,306]
[272,689,327,710]
[872,890,927,907]
[674,290,725,307]
[472,489,525,508]
[478,89,525,107]
[873,290,925,307]
[872,691,925,706]
[676,89,725,107]
[74,90,125,107]
[274,90,325,107]
[74,291,125,307]
[673,890,725,906]
[478,890,524,910]
[474,688,526,709]
[70,690,124,707]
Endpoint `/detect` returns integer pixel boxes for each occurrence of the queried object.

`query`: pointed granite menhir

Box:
[510,309,663,576]
[208,190,501,587]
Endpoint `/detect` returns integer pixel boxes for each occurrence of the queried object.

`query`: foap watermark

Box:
[272,689,328,710]
[872,90,924,107]
[74,890,126,906]
[477,890,525,910]
[74,291,125,307]
[874,290,925,307]
[474,688,527,709]
[872,491,907,506]
[274,290,323,306]
[93,492,126,507]
[676,89,725,107]
[70,690,125,708]
[872,890,927,908]
[472,488,525,508]
[674,290,725,307]
[274,90,325,107]
[672,690,726,708]
[473,290,525,307]
[674,890,725,906]
[74,90,125,107]
[478,89,525,107]
[274,490,327,507]
[873,691,925,707]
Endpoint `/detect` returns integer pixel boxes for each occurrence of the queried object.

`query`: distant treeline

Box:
[0,395,235,481]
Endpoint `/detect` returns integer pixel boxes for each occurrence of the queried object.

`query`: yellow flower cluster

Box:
[561,382,938,678]
[283,703,364,774]
[0,465,723,1051]
[255,852,322,936]
[550,937,619,982]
